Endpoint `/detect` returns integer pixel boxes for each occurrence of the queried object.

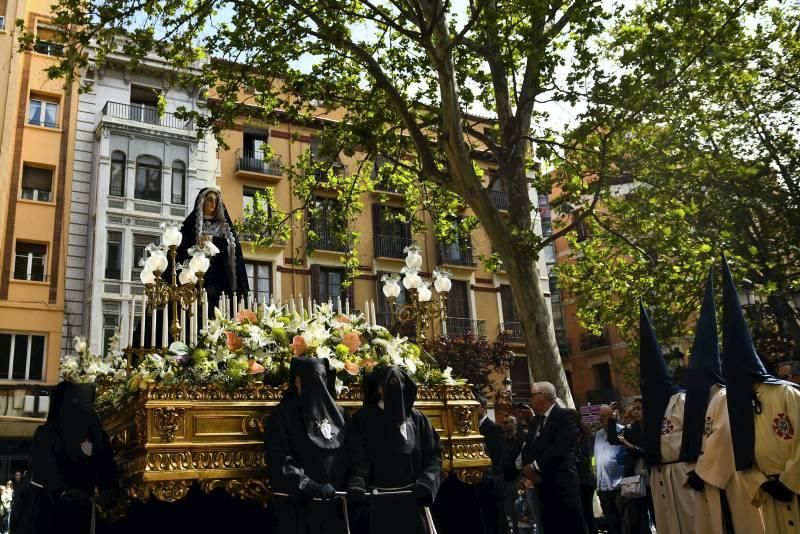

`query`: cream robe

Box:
[694,385,765,534]
[748,383,800,533]
[649,391,695,533]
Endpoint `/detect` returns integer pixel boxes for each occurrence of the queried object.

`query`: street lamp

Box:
[381,244,452,341]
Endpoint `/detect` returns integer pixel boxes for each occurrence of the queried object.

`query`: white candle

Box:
[128,297,135,348]
[308,296,313,317]
[290,295,296,314]
[364,299,370,324]
[345,298,350,316]
[337,297,342,314]
[299,294,304,317]
[162,307,169,348]
[202,290,208,331]
[371,300,377,328]
[191,299,197,345]
[140,295,146,347]
[150,308,157,347]
[180,308,186,343]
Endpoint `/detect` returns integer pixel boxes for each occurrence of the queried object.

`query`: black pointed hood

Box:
[639,301,675,467]
[680,269,724,462]
[48,382,107,461]
[720,254,790,470]
[287,357,345,449]
[363,366,418,454]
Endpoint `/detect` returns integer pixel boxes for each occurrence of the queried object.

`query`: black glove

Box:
[413,482,433,505]
[687,470,705,492]
[347,485,367,503]
[60,488,90,504]
[761,479,795,502]
[302,479,336,499]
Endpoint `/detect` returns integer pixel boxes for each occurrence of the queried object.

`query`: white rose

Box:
[74,339,88,354]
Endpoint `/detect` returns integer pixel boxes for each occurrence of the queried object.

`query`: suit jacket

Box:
[521,405,579,480]
[479,416,505,470]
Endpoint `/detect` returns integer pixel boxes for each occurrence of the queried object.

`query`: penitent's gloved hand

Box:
[761,479,795,502]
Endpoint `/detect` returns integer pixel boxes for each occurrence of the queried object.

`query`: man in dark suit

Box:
[521,381,587,534]
[477,394,505,533]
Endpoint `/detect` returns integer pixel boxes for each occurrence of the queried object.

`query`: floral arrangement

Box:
[60,304,464,415]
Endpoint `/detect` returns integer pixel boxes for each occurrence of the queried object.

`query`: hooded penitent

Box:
[49,382,107,462]
[364,366,418,454]
[287,357,345,449]
[720,254,790,470]
[640,301,679,467]
[679,269,725,463]
[176,187,249,302]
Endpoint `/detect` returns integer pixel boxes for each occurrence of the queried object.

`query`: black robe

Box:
[347,405,442,534]
[11,383,117,534]
[264,395,350,534]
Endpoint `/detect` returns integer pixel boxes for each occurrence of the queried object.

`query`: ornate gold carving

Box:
[153,480,191,502]
[145,383,285,401]
[452,406,475,434]
[452,468,484,484]
[153,407,185,442]
[134,409,147,446]
[444,385,475,401]
[451,443,489,460]
[147,451,192,471]
[243,415,264,434]
[200,478,270,504]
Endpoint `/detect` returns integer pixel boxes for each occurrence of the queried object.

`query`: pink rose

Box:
[344,361,360,376]
[342,332,362,353]
[337,315,351,324]
[226,332,244,351]
[291,335,307,356]
[236,309,258,324]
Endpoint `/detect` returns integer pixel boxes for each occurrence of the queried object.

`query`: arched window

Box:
[109,151,126,197]
[171,160,185,204]
[135,155,162,202]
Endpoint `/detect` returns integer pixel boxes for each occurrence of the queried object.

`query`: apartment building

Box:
[0,0,79,478]
[61,51,211,356]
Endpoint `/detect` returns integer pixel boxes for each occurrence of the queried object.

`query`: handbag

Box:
[620,457,648,500]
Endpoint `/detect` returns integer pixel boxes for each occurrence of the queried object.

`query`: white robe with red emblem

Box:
[649,391,695,533]
[694,385,765,534]
[748,383,800,533]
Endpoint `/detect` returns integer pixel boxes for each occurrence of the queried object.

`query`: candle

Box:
[299,294,304,317]
[364,299,370,325]
[290,295,296,314]
[140,295,146,347]
[150,308,157,348]
[180,308,186,343]
[191,299,198,345]
[128,297,135,348]
[308,296,313,317]
[162,307,169,348]
[202,290,208,331]
[337,297,342,314]
[345,298,350,316]
[370,300,377,328]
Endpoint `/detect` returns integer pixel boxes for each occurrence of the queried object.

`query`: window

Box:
[509,357,531,400]
[500,285,518,323]
[439,218,473,265]
[28,97,59,128]
[105,231,122,279]
[129,85,160,124]
[20,165,52,202]
[316,267,345,304]
[309,197,347,251]
[0,333,46,381]
[110,151,126,197]
[13,242,46,281]
[447,280,470,319]
[243,131,268,158]
[135,155,162,202]
[171,160,185,204]
[131,234,156,279]
[243,186,271,214]
[595,362,613,389]
[245,262,272,304]
[372,205,411,258]
[102,302,120,351]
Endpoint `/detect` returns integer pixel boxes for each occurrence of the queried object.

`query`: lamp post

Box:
[381,244,451,342]
[139,222,212,344]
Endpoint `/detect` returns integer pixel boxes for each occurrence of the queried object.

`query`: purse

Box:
[620,457,648,499]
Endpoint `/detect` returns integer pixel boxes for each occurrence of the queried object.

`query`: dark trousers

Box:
[538,476,587,534]
[579,484,597,534]
[598,490,623,534]
[622,496,650,534]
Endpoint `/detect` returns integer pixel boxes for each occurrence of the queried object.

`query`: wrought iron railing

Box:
[579,330,609,351]
[373,234,412,259]
[446,317,486,337]
[498,322,525,343]
[236,149,283,175]
[438,243,475,266]
[309,220,348,252]
[489,190,509,210]
[101,101,193,130]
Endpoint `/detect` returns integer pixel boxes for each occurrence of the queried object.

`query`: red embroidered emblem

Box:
[773,413,794,440]
[661,417,674,435]
[703,416,714,437]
